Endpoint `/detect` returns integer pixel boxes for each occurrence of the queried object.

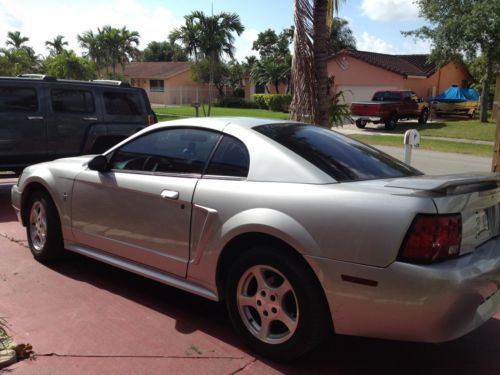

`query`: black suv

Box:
[0,74,158,174]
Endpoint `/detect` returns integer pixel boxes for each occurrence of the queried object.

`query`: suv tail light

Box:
[398,214,461,263]
[148,114,157,125]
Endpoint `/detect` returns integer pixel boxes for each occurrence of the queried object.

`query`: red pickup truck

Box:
[350,90,429,130]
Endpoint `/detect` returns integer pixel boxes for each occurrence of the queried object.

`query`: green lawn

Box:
[350,134,494,157]
[390,119,496,142]
[155,106,289,120]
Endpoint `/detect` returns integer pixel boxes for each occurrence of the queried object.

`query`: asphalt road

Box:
[1,172,499,374]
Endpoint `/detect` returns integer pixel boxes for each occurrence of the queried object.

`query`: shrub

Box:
[253,94,292,112]
[253,94,268,109]
[215,96,258,108]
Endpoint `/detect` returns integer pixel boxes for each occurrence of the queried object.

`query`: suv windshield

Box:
[372,91,401,101]
[254,124,422,182]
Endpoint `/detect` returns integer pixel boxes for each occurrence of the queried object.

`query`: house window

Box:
[150,80,164,92]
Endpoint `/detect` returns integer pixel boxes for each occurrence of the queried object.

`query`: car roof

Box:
[150,116,296,133]
[0,76,135,89]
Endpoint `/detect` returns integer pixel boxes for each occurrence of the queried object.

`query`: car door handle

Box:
[83,117,98,121]
[160,190,179,200]
[27,116,44,120]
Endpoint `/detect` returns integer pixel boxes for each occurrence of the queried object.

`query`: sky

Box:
[0,0,432,61]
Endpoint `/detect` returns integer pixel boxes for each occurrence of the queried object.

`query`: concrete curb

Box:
[0,348,17,369]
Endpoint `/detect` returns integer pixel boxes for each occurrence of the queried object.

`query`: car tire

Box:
[355,119,367,129]
[225,247,331,362]
[385,113,398,130]
[418,109,429,125]
[26,191,64,262]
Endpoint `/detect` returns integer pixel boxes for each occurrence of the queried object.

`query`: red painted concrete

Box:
[1,176,499,374]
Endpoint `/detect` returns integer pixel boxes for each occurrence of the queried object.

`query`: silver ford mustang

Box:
[11,117,500,361]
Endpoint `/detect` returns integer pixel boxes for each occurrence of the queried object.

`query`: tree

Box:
[329,17,356,55]
[291,0,340,127]
[45,35,68,56]
[142,41,188,62]
[251,57,290,93]
[43,50,96,80]
[5,31,29,49]
[404,0,500,123]
[0,48,38,76]
[226,60,245,95]
[172,11,244,115]
[191,58,229,98]
[78,26,140,78]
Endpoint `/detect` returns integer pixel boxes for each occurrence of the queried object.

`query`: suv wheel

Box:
[385,113,398,130]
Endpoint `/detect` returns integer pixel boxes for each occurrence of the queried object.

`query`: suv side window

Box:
[104,91,143,115]
[403,92,412,102]
[51,89,95,113]
[110,128,220,175]
[0,86,38,112]
[205,136,250,177]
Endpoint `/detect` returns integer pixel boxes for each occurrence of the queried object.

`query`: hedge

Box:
[253,94,291,112]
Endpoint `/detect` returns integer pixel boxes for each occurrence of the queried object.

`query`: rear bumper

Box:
[351,116,382,123]
[305,235,500,343]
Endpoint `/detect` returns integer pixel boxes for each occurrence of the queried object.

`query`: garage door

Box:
[336,85,399,103]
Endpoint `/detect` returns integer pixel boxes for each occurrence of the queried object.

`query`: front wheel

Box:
[225,248,330,362]
[26,191,64,262]
[418,109,429,125]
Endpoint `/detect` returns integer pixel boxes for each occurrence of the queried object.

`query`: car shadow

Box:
[45,251,500,374]
[359,121,448,135]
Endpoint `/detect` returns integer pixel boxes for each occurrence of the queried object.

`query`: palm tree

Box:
[290,0,343,127]
[45,35,68,56]
[251,57,290,93]
[169,14,201,61]
[79,26,140,79]
[78,30,103,75]
[6,31,29,49]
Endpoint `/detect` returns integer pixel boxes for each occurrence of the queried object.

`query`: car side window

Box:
[51,89,95,113]
[104,91,143,115]
[205,135,250,178]
[0,86,38,112]
[109,128,220,175]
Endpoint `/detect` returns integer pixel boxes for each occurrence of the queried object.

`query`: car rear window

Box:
[0,86,38,112]
[104,91,143,115]
[254,124,422,182]
[372,91,401,101]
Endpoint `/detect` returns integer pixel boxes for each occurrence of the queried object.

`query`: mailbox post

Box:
[403,129,420,165]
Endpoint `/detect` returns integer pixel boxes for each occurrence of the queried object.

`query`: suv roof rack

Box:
[92,79,131,87]
[17,74,57,81]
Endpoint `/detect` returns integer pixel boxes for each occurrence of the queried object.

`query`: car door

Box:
[71,127,221,277]
[0,83,47,166]
[46,85,100,158]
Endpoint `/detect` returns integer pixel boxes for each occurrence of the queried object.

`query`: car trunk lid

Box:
[386,173,500,254]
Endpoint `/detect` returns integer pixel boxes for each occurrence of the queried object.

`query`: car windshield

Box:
[254,124,422,182]
[372,91,401,101]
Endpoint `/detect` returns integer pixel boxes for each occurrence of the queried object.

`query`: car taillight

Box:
[148,114,157,125]
[398,214,461,263]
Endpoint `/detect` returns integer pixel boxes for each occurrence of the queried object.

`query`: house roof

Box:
[123,62,191,79]
[335,50,438,77]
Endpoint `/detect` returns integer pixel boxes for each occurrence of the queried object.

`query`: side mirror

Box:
[88,155,109,172]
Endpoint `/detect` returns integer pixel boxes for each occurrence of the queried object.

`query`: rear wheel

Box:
[26,191,64,262]
[385,113,398,130]
[355,119,367,129]
[225,247,330,362]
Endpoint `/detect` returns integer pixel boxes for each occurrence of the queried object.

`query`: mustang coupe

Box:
[11,117,500,361]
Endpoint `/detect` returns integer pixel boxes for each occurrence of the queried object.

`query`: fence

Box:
[145,86,227,107]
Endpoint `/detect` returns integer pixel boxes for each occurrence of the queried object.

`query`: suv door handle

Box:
[27,116,44,120]
[83,117,98,121]
[160,190,179,200]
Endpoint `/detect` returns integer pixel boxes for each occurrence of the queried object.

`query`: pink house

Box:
[327,50,472,103]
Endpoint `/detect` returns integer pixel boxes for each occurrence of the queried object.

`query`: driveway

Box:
[1,173,499,374]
